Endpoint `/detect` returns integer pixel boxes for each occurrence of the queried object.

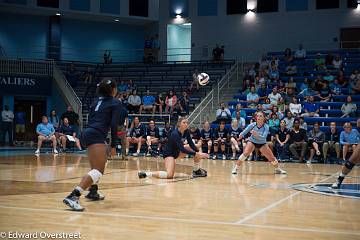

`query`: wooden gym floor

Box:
[0,152,359,240]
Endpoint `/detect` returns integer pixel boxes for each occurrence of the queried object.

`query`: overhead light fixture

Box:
[114,19,119,22]
[176,14,182,19]
[56,12,61,16]
[175,8,182,15]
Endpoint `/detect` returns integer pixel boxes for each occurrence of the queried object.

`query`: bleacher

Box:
[221,49,360,131]
[56,60,235,124]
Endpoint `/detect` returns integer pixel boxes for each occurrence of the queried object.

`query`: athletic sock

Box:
[146,171,153,177]
[193,162,200,171]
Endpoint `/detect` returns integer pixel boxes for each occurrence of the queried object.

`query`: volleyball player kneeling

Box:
[232,111,287,175]
[63,79,123,211]
[138,117,209,179]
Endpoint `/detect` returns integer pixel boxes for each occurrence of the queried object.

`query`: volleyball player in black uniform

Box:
[145,119,160,156]
[229,119,242,160]
[213,121,228,160]
[189,126,202,151]
[63,79,124,211]
[138,117,208,179]
[200,121,213,156]
[126,117,145,156]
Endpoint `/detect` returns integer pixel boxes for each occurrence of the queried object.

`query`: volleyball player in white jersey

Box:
[232,111,287,174]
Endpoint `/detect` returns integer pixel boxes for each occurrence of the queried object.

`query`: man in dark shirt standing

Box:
[289,119,308,162]
[323,122,340,162]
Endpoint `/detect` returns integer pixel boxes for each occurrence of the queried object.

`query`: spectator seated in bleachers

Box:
[275,120,290,161]
[155,92,164,114]
[268,112,280,134]
[82,66,93,85]
[268,87,282,106]
[283,48,294,65]
[48,110,60,132]
[307,122,325,164]
[35,116,58,155]
[332,54,343,70]
[316,81,331,102]
[350,78,360,94]
[299,117,308,131]
[323,70,335,83]
[247,86,260,108]
[126,117,145,156]
[262,98,273,114]
[139,90,156,115]
[60,106,80,134]
[145,119,160,156]
[231,103,246,120]
[212,121,228,160]
[323,122,341,163]
[216,102,231,124]
[341,96,357,118]
[127,89,141,114]
[58,117,82,152]
[325,52,334,67]
[269,65,279,81]
[117,80,129,95]
[257,82,271,101]
[232,111,246,130]
[340,122,360,161]
[289,119,308,162]
[271,105,283,120]
[337,70,347,87]
[301,96,320,117]
[330,79,342,96]
[165,90,177,115]
[289,97,302,117]
[286,62,297,76]
[314,53,326,71]
[176,91,190,116]
[284,111,295,130]
[294,44,306,59]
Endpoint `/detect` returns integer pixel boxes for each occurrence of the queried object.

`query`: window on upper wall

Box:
[129,0,149,17]
[198,0,217,16]
[226,0,247,15]
[316,0,339,9]
[257,0,278,13]
[347,0,358,8]
[286,0,308,11]
[37,0,59,8]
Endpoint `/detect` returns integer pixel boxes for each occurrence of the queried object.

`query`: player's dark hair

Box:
[96,78,116,97]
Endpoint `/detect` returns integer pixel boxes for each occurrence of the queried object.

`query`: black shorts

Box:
[250,141,266,149]
[80,128,107,147]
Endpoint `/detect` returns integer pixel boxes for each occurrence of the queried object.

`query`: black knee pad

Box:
[344,160,355,170]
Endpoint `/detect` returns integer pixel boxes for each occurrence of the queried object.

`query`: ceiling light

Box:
[176,14,182,19]
[56,13,61,16]
[175,8,182,15]
[114,19,119,22]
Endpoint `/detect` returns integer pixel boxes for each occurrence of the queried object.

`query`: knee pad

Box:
[344,160,355,170]
[213,141,218,146]
[270,159,279,166]
[88,169,102,183]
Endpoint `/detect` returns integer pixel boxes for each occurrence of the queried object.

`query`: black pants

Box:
[1,121,13,145]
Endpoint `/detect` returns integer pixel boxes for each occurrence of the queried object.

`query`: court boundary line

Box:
[234,172,339,224]
[0,205,358,236]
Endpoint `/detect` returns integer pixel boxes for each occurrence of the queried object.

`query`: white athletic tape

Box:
[88,169,102,183]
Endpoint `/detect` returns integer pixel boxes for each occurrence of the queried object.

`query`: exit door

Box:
[14,98,46,141]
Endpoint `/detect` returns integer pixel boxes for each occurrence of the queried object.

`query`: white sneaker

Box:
[231,156,235,160]
[212,155,217,160]
[54,149,59,155]
[231,166,238,174]
[133,152,139,157]
[146,152,151,157]
[35,149,40,155]
[306,160,311,164]
[275,168,287,174]
[222,155,226,160]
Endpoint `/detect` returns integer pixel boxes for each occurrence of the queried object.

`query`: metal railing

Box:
[0,59,53,76]
[53,63,83,130]
[188,61,240,126]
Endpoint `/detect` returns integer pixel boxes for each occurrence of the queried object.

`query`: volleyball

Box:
[197,72,210,86]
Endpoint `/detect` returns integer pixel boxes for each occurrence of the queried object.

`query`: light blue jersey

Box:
[240,122,269,144]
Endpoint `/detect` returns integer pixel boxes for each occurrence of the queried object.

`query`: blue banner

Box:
[0,75,52,96]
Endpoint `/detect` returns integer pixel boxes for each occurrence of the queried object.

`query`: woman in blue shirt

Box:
[232,111,287,175]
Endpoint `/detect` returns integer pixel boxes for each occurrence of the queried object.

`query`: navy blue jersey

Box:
[163,129,198,158]
[130,124,145,138]
[59,124,75,136]
[147,126,160,138]
[200,129,212,140]
[87,97,121,146]
[161,127,172,139]
[229,127,242,138]
[190,128,201,140]
[213,127,228,139]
